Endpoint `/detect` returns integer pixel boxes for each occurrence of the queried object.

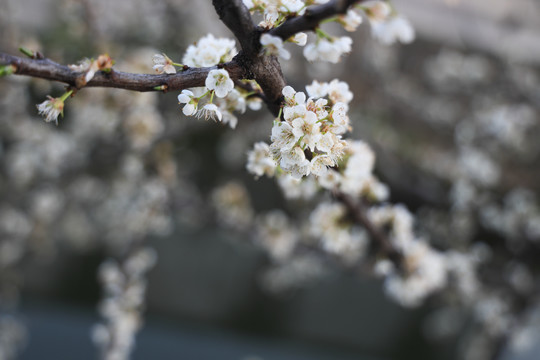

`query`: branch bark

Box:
[269,0,367,40]
[335,191,404,267]
[0,52,245,92]
[212,0,258,55]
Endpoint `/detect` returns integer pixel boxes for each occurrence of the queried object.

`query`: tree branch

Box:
[2,0,405,278]
[269,0,367,40]
[0,52,245,92]
[335,191,404,268]
[212,0,258,55]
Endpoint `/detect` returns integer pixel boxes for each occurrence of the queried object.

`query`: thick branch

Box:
[269,0,366,40]
[0,52,245,92]
[212,0,258,55]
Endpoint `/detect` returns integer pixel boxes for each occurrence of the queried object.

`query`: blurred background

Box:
[0,0,540,359]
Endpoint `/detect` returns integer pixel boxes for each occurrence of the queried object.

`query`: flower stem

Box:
[59,90,74,102]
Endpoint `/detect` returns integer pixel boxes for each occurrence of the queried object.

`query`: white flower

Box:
[345,141,375,178]
[152,53,176,74]
[197,103,222,121]
[177,89,193,104]
[260,33,291,60]
[280,145,311,178]
[317,169,342,190]
[68,58,91,73]
[340,141,376,196]
[370,16,415,45]
[309,202,346,238]
[365,178,389,201]
[283,104,307,122]
[383,240,448,307]
[248,97,263,111]
[291,111,321,151]
[223,89,247,114]
[291,32,307,46]
[307,98,329,119]
[327,79,353,104]
[256,211,298,261]
[306,80,329,98]
[279,0,304,13]
[183,34,237,67]
[339,9,363,32]
[331,102,350,134]
[277,174,318,200]
[177,89,198,116]
[282,86,306,106]
[221,109,238,129]
[205,69,234,98]
[242,0,255,9]
[310,155,333,176]
[259,9,280,29]
[362,1,392,22]
[270,121,296,151]
[69,58,96,83]
[303,36,352,63]
[247,142,277,177]
[374,259,395,277]
[36,96,63,125]
[315,132,336,153]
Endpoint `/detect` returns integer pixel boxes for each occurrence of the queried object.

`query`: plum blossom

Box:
[37,97,64,125]
[197,103,222,121]
[246,142,277,178]
[362,1,392,22]
[205,69,234,98]
[339,9,363,32]
[291,111,321,150]
[260,33,291,60]
[36,90,73,125]
[291,32,308,46]
[303,36,352,63]
[152,53,176,74]
[177,90,198,116]
[370,15,415,45]
[182,34,237,67]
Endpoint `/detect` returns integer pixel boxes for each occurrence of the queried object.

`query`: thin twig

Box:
[269,0,367,40]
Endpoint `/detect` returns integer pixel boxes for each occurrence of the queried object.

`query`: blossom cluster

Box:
[93,248,157,360]
[369,204,449,306]
[171,34,262,129]
[309,202,368,263]
[245,77,466,307]
[247,80,355,179]
[246,79,388,204]
[254,1,414,64]
[369,205,485,307]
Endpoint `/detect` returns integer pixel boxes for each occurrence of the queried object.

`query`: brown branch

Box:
[269,0,367,40]
[212,0,258,55]
[335,191,404,268]
[0,52,245,92]
[211,0,286,115]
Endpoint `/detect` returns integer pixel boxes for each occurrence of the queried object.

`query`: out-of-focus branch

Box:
[269,0,367,40]
[335,191,404,267]
[0,52,245,92]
